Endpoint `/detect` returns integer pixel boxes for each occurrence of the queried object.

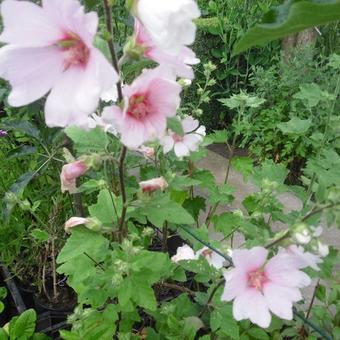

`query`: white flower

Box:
[171,245,225,270]
[136,0,200,55]
[280,245,322,271]
[100,86,118,102]
[161,116,206,158]
[196,247,225,269]
[171,245,197,262]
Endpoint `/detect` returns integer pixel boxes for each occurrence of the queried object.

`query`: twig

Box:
[265,230,290,249]
[306,279,320,319]
[161,282,195,296]
[199,279,225,317]
[302,202,340,222]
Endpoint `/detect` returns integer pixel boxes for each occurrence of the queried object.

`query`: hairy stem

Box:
[199,279,225,317]
[102,0,123,101]
[118,146,128,239]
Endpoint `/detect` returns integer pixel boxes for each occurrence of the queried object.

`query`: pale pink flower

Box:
[171,245,197,262]
[104,66,181,148]
[279,245,322,271]
[161,116,206,158]
[0,0,118,128]
[60,160,88,194]
[196,247,225,269]
[222,247,311,328]
[139,176,168,193]
[134,20,199,79]
[135,0,200,55]
[65,217,90,233]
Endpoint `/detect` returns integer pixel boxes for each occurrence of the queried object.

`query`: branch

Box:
[161,282,195,296]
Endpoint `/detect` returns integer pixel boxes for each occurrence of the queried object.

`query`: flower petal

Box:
[0,0,62,46]
[174,142,190,158]
[0,45,64,106]
[232,247,268,272]
[263,282,297,320]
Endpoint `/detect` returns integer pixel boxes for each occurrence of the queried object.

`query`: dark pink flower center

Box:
[172,134,183,143]
[247,270,267,290]
[57,33,90,69]
[128,94,150,119]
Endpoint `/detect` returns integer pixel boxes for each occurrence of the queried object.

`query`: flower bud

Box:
[138,145,155,159]
[139,177,168,193]
[60,160,88,194]
[142,227,154,237]
[65,217,102,233]
[293,223,311,244]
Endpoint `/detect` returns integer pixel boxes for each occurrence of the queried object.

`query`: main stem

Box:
[102,0,128,239]
[103,0,123,100]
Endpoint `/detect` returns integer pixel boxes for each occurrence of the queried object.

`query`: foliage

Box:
[0,309,50,339]
[232,47,339,182]
[234,0,340,54]
[0,0,339,339]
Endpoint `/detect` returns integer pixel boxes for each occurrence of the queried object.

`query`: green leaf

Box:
[64,127,109,154]
[210,305,239,340]
[9,309,36,339]
[89,189,120,225]
[2,120,41,140]
[0,287,7,300]
[57,228,110,264]
[7,146,37,160]
[0,302,4,314]
[293,83,328,107]
[231,157,254,180]
[0,328,8,339]
[208,184,234,205]
[167,117,184,136]
[213,212,242,236]
[208,130,229,144]
[247,327,269,340]
[252,160,288,186]
[2,171,35,224]
[31,229,49,242]
[139,194,194,226]
[234,0,340,55]
[277,117,312,135]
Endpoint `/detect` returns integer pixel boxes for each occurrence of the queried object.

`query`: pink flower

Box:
[0,0,118,128]
[134,20,199,79]
[222,247,311,328]
[171,245,197,262]
[161,116,206,158]
[104,66,181,148]
[139,176,168,193]
[60,160,88,194]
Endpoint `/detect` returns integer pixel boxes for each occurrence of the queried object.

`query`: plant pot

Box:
[36,310,69,339]
[14,279,35,310]
[33,293,76,315]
